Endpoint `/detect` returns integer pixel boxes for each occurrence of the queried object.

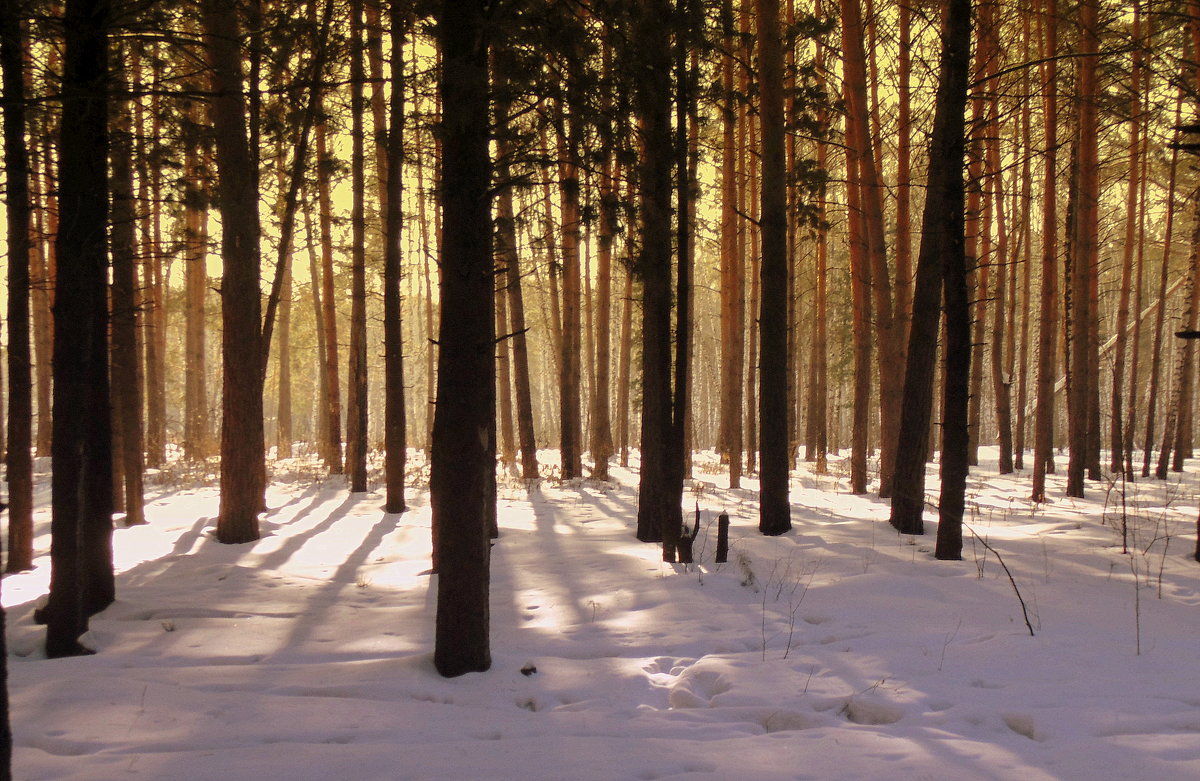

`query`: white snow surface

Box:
[4,448,1200,781]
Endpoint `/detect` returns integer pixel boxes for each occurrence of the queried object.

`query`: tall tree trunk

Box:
[982,6,1013,474]
[205,0,264,544]
[894,0,912,329]
[34,126,55,459]
[382,0,407,512]
[346,0,369,492]
[1014,8,1034,471]
[46,0,115,657]
[304,202,329,458]
[805,8,829,473]
[1142,98,1181,477]
[132,48,166,471]
[183,94,210,461]
[933,0,974,560]
[617,268,634,468]
[670,0,695,555]
[1,0,34,573]
[495,119,538,479]
[964,25,986,468]
[590,48,616,481]
[1124,81,1152,476]
[842,0,900,497]
[745,119,760,476]
[554,99,583,479]
[1111,1,1143,475]
[1067,0,1099,498]
[1031,0,1059,503]
[2,0,35,573]
[633,0,678,551]
[316,117,343,472]
[431,0,492,678]
[845,124,872,495]
[890,0,971,538]
[757,0,791,535]
[109,43,145,526]
[718,2,744,489]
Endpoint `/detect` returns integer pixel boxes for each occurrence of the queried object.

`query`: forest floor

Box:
[4,447,1200,780]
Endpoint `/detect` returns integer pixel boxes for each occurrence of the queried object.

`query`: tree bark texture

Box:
[431,0,493,678]
[2,0,36,573]
[204,0,265,544]
[757,0,791,536]
[46,0,115,657]
[890,0,971,537]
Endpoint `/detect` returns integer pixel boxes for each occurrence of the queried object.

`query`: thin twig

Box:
[965,524,1035,637]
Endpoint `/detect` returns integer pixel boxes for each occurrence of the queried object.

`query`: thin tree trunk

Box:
[1014,7,1034,471]
[346,0,369,492]
[590,48,616,481]
[745,118,760,476]
[382,0,407,512]
[131,48,166,471]
[982,6,1012,474]
[617,268,634,468]
[183,95,209,461]
[1067,0,1099,498]
[718,3,744,489]
[109,43,145,526]
[2,0,35,572]
[1031,0,1059,502]
[316,117,343,473]
[1111,0,1143,474]
[1142,98,1181,477]
[1124,78,1152,476]
[34,127,55,459]
[554,98,583,479]
[495,121,538,479]
[805,5,829,473]
[304,200,329,458]
[842,0,900,496]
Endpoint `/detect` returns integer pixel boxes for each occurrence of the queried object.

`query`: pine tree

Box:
[431,0,493,678]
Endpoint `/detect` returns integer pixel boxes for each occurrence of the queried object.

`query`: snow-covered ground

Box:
[4,448,1200,780]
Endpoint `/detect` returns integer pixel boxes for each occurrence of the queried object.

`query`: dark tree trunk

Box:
[109,44,145,526]
[554,96,584,480]
[1067,0,1099,498]
[590,47,617,482]
[1031,0,1059,503]
[46,0,115,657]
[670,0,695,552]
[382,1,408,513]
[890,0,972,537]
[346,0,369,492]
[757,0,791,536]
[933,0,974,561]
[632,0,677,551]
[495,142,538,479]
[204,0,264,544]
[431,0,492,678]
[0,0,14,729]
[2,0,35,574]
